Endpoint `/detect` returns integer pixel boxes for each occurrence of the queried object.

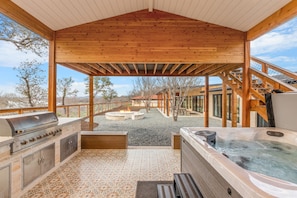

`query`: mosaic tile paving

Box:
[22,147,180,198]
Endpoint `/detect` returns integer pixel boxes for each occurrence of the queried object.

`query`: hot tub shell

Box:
[180,127,297,198]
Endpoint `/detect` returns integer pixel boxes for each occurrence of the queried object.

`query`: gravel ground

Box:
[93,108,227,146]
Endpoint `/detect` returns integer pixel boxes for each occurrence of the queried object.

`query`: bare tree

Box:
[84,76,113,101]
[14,61,47,107]
[159,77,201,121]
[133,77,158,112]
[103,88,117,102]
[57,77,78,113]
[0,14,48,56]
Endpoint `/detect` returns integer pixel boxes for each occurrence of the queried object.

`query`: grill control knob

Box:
[16,130,23,134]
[20,140,27,145]
[36,135,42,139]
[29,138,35,142]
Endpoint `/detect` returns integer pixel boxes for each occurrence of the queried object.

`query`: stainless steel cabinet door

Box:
[0,165,10,198]
[40,144,55,175]
[60,133,78,162]
[23,151,41,187]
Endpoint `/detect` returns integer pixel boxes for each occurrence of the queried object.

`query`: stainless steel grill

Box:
[0,112,61,153]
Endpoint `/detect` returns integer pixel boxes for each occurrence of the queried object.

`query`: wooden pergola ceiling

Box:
[60,62,243,76]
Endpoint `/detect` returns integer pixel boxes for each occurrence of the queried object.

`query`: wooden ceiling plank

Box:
[0,0,54,40]
[170,64,181,74]
[247,0,297,40]
[162,64,169,74]
[133,64,139,74]
[122,63,131,74]
[178,64,192,74]
[110,63,122,74]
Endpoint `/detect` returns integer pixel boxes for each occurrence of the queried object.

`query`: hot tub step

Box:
[174,173,203,198]
[157,184,175,198]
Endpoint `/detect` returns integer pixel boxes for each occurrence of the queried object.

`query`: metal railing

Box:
[0,101,130,117]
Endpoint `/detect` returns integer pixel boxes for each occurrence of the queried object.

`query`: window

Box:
[213,94,222,118]
[197,95,204,113]
[213,94,232,120]
[257,114,269,127]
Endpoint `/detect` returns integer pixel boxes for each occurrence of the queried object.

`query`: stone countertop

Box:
[58,117,83,126]
[0,136,13,147]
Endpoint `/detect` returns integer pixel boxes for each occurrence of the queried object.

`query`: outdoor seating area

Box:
[1,0,297,197]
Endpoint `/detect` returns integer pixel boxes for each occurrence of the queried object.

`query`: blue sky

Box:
[0,16,297,97]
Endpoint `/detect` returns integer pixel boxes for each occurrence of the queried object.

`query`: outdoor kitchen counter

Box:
[58,117,83,126]
[0,136,13,147]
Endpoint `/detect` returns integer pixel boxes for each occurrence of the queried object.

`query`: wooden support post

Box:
[167,92,170,116]
[232,89,238,127]
[89,76,94,131]
[48,32,56,113]
[242,37,251,127]
[163,93,166,114]
[204,76,209,127]
[222,79,227,127]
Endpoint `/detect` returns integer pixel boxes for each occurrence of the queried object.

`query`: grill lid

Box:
[0,112,58,136]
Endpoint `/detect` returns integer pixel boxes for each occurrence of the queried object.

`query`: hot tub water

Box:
[215,139,297,184]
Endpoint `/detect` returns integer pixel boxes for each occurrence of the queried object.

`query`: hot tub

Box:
[180,127,297,198]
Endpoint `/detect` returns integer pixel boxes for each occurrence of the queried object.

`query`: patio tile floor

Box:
[22,147,180,198]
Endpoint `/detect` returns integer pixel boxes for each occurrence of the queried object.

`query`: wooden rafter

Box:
[110,63,122,74]
[153,64,158,74]
[122,64,131,74]
[0,0,53,40]
[133,64,139,74]
[186,64,199,74]
[201,64,225,75]
[170,64,180,74]
[144,64,147,74]
[178,64,192,74]
[247,0,297,40]
[87,64,106,75]
[62,63,91,75]
[194,64,213,75]
[162,64,169,74]
[98,63,114,74]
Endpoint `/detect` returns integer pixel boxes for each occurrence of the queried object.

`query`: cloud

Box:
[112,84,132,96]
[0,41,47,67]
[0,83,16,95]
[255,55,297,64]
[251,30,297,55]
[71,81,87,97]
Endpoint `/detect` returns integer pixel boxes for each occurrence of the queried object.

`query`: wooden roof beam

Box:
[98,63,114,74]
[170,64,180,74]
[62,63,92,75]
[122,64,131,74]
[133,64,139,74]
[87,63,106,74]
[162,64,169,74]
[144,64,147,74]
[153,64,158,75]
[178,64,192,74]
[247,0,297,41]
[0,0,53,40]
[194,64,214,75]
[110,63,122,74]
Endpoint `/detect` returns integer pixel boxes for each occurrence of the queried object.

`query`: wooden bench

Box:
[81,131,128,149]
[171,132,180,149]
[174,173,203,198]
